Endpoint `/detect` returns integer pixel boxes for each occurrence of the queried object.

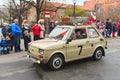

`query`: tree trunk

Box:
[19,16,22,27]
[36,8,40,23]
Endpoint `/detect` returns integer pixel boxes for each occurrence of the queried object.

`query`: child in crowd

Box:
[0,35,11,55]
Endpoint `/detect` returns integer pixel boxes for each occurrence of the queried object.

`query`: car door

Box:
[66,28,93,61]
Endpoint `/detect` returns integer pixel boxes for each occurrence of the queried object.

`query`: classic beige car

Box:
[27,25,107,70]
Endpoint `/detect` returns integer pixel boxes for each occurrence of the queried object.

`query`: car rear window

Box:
[87,27,99,38]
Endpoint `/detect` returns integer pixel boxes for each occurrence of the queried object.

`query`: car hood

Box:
[28,38,65,50]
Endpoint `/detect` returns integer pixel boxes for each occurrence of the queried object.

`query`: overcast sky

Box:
[0,0,86,6]
[53,0,86,5]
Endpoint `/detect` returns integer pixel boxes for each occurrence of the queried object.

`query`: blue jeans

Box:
[0,47,7,54]
[105,29,109,38]
[14,35,20,52]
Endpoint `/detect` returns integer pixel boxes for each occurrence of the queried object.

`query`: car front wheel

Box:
[48,54,64,70]
[93,48,103,60]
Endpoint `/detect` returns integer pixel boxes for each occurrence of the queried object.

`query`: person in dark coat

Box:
[22,20,31,51]
[112,22,117,37]
[1,23,8,37]
[105,18,113,38]
[6,24,14,51]
[49,20,55,32]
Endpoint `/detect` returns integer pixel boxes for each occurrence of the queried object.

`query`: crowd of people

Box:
[95,18,120,38]
[0,19,58,55]
[0,19,22,55]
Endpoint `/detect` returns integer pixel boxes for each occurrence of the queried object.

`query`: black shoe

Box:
[15,51,18,53]
[20,49,23,51]
[18,49,23,52]
[7,51,10,54]
[10,49,13,51]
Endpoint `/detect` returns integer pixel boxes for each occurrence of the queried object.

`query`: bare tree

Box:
[7,0,31,26]
[23,0,64,22]
[23,0,45,22]
[107,4,120,21]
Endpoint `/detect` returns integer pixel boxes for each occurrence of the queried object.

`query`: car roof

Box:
[57,25,94,29]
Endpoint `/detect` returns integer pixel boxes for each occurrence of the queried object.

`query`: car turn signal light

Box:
[38,54,43,58]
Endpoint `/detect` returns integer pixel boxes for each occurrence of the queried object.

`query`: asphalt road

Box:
[0,52,41,80]
[0,36,120,80]
[36,37,120,80]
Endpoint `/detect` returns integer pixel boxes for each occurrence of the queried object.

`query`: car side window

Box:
[87,27,99,38]
[75,28,87,39]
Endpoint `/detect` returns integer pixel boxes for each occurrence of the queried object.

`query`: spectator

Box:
[49,20,55,32]
[95,20,100,29]
[99,22,106,37]
[6,24,14,51]
[112,22,117,37]
[22,20,31,51]
[32,22,42,41]
[38,19,45,39]
[55,21,59,26]
[1,23,8,37]
[117,21,120,36]
[109,19,113,37]
[105,18,113,38]
[11,19,22,52]
[0,35,11,54]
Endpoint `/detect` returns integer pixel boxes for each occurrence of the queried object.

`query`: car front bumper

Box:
[27,54,44,64]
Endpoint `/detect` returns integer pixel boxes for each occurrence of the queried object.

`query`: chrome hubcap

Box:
[53,57,62,69]
[96,50,102,59]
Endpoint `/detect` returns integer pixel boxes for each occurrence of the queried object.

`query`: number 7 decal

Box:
[78,45,83,55]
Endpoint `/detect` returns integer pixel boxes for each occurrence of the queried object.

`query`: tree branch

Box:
[22,0,36,8]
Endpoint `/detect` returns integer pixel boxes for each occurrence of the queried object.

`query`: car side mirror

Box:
[66,38,72,44]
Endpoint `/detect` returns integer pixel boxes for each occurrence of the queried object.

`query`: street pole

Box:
[45,0,49,36]
[72,0,77,24]
[73,2,76,19]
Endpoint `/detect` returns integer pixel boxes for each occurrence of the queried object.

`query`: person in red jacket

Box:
[117,21,120,36]
[32,24,42,41]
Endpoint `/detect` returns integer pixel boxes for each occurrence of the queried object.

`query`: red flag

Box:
[90,12,96,23]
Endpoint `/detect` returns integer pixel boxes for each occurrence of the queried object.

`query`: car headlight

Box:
[39,49,44,54]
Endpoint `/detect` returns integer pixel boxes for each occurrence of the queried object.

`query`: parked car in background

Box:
[27,25,107,70]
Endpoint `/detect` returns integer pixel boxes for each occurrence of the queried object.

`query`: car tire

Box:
[93,48,103,60]
[48,54,64,70]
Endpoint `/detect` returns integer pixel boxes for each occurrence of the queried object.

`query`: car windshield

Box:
[49,26,71,40]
